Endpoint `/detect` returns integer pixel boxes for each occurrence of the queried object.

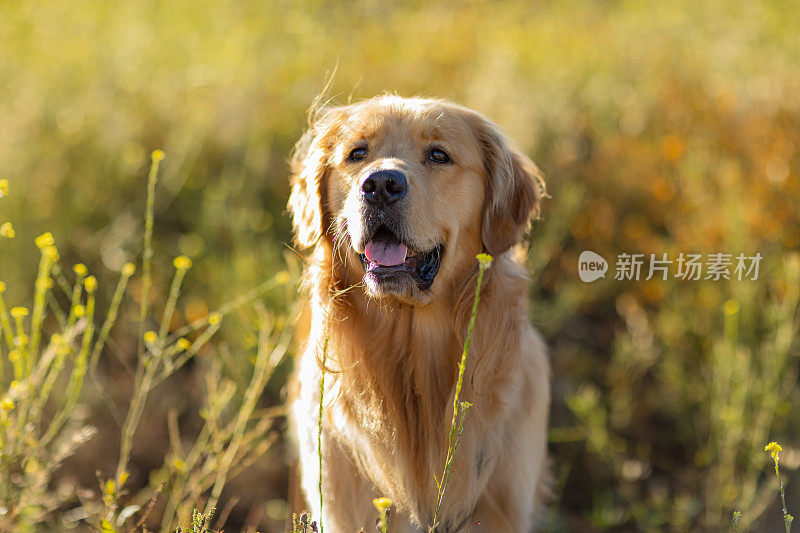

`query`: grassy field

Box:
[1,1,800,531]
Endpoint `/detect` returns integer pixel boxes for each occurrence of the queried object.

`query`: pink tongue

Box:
[365,239,408,267]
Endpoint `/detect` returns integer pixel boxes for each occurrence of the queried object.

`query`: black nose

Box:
[361,170,407,206]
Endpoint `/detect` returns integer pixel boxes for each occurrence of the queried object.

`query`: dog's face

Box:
[289,96,543,304]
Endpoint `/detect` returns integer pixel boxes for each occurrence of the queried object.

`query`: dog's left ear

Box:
[476,117,546,256]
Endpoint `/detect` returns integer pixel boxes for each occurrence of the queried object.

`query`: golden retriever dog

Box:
[289,95,549,532]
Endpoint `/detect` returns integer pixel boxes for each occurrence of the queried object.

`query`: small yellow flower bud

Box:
[724,298,740,316]
[151,149,165,162]
[0,281,6,293]
[171,457,186,473]
[173,255,193,271]
[373,497,392,513]
[144,331,158,344]
[0,179,8,197]
[122,262,136,276]
[1,397,14,411]
[275,271,290,285]
[10,306,28,318]
[0,222,14,238]
[42,245,59,262]
[476,253,493,269]
[73,304,86,318]
[35,232,54,249]
[207,312,222,326]
[36,278,54,291]
[84,276,97,293]
[104,479,115,497]
[73,263,88,277]
[8,350,20,362]
[176,338,191,351]
[765,441,783,461]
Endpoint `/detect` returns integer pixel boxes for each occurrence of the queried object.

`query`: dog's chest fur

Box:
[317,289,493,525]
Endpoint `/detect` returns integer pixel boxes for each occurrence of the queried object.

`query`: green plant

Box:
[0,153,295,531]
[174,508,217,533]
[291,512,319,533]
[373,497,392,533]
[0,180,130,527]
[317,336,328,533]
[766,442,793,533]
[430,253,492,532]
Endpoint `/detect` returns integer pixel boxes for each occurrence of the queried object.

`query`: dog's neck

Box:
[308,241,483,444]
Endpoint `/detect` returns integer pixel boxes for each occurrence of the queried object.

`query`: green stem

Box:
[318,336,328,533]
[431,254,492,531]
[89,265,134,370]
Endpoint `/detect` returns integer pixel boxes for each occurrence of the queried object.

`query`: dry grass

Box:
[1,1,800,531]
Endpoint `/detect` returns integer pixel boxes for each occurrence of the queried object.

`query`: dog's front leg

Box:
[294,379,380,532]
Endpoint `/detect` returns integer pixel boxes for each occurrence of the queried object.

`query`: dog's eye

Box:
[428,148,451,164]
[348,147,368,162]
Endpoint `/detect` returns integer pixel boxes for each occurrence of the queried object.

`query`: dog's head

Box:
[289,95,544,304]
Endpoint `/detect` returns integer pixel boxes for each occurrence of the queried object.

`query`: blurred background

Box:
[1,1,800,531]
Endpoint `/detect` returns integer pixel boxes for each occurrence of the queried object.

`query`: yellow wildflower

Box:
[151,149,165,161]
[176,338,191,351]
[143,331,158,344]
[35,232,54,248]
[173,255,193,271]
[84,276,97,293]
[1,397,14,411]
[0,222,14,238]
[476,252,493,269]
[373,497,392,513]
[0,281,6,293]
[73,305,86,318]
[122,262,136,276]
[10,306,28,319]
[765,441,783,462]
[208,312,222,326]
[8,350,20,362]
[171,457,186,473]
[42,245,59,262]
[723,298,740,316]
[104,479,115,498]
[73,263,88,277]
[0,179,8,197]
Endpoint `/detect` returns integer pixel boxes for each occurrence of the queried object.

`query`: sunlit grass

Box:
[0,152,295,532]
[1,0,800,530]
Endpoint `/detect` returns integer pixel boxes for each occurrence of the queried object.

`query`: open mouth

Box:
[358,226,444,291]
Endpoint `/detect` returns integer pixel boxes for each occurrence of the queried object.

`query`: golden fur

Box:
[289,95,550,532]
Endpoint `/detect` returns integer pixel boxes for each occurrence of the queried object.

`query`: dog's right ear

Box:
[288,107,346,249]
